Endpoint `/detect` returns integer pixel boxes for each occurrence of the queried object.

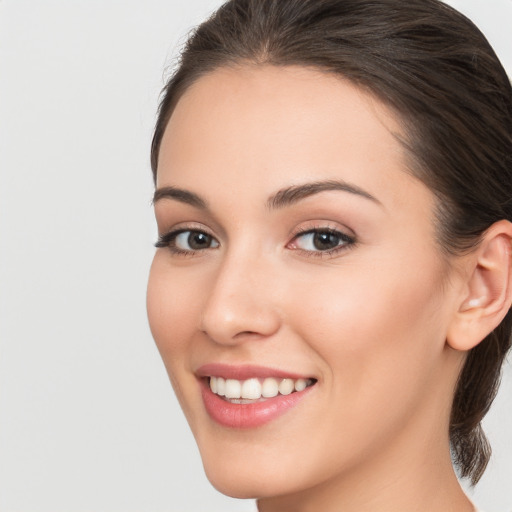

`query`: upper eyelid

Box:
[160,225,352,240]
[155,213,226,240]
[156,225,219,246]
[156,223,356,251]
[155,227,220,253]
[290,222,355,238]
[158,222,215,237]
[295,227,354,237]
[290,227,355,245]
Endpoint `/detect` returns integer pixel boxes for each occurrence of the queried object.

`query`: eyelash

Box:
[288,226,356,258]
[155,228,218,256]
[155,226,356,258]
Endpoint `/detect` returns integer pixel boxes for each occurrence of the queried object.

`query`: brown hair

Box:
[151,0,512,484]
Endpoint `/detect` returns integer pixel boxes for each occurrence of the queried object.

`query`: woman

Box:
[146,0,512,510]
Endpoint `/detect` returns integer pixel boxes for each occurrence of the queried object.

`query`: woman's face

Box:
[147,65,463,500]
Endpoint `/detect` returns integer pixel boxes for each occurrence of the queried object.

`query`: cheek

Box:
[272,255,452,474]
[146,253,201,367]
[287,253,449,402]
[147,254,208,426]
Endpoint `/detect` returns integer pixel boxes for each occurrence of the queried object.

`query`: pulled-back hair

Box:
[151,0,512,485]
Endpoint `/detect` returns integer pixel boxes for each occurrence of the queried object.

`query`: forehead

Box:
[157,64,424,211]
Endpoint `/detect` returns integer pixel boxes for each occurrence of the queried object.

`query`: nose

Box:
[200,250,281,345]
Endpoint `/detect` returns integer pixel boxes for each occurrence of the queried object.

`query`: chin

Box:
[206,471,264,499]
[198,445,273,498]
[198,438,336,501]
[204,463,297,500]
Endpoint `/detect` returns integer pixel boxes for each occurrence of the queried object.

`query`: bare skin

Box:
[148,65,511,511]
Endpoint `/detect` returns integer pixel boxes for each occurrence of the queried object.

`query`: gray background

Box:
[0,1,510,511]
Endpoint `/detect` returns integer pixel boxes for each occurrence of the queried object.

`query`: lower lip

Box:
[200,379,314,429]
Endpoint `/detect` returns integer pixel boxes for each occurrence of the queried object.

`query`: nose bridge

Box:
[200,243,280,344]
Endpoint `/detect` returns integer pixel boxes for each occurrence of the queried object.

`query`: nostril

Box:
[235,330,261,338]
[199,286,282,344]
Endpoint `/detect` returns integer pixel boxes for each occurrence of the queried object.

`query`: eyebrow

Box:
[153,186,207,209]
[152,179,381,210]
[267,180,381,209]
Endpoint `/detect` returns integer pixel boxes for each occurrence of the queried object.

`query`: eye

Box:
[174,231,218,251]
[289,228,354,254]
[155,229,220,254]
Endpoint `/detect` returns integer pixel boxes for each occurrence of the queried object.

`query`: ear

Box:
[447,220,512,352]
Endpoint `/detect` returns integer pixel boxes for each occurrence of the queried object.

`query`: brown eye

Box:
[312,231,342,251]
[186,232,213,250]
[291,229,355,253]
[155,229,220,253]
[174,230,219,251]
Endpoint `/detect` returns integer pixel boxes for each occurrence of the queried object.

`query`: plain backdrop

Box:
[0,1,510,511]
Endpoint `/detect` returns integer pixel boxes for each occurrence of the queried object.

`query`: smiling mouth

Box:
[208,376,317,403]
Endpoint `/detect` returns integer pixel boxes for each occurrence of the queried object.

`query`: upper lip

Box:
[196,363,314,381]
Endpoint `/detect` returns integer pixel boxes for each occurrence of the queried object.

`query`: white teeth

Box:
[209,376,314,400]
[216,377,226,396]
[241,378,262,399]
[278,378,294,396]
[261,377,279,398]
[224,379,241,399]
[294,378,307,392]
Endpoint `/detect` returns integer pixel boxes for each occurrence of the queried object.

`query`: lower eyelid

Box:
[288,228,356,255]
[156,225,354,255]
[298,245,351,259]
[156,228,220,253]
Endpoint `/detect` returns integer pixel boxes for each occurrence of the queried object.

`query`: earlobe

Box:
[447,220,512,352]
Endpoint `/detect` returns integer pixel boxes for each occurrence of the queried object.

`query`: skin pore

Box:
[147,65,480,512]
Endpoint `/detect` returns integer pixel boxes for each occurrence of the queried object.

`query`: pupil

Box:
[313,232,339,250]
[188,232,211,250]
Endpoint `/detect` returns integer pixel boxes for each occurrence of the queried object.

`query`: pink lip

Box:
[196,364,316,429]
[196,363,309,381]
